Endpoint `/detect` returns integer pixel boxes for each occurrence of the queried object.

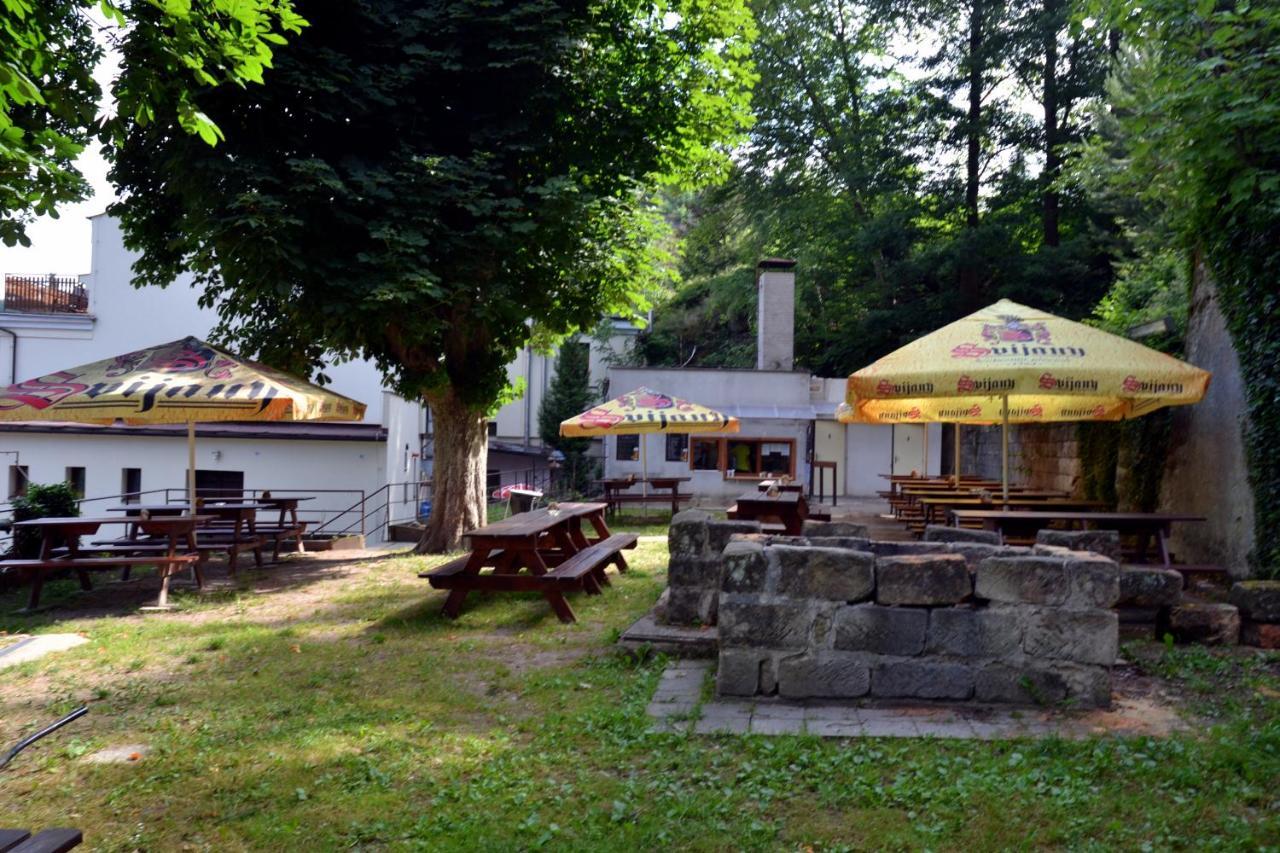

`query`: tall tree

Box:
[537,341,596,495]
[0,0,305,246]
[109,0,755,551]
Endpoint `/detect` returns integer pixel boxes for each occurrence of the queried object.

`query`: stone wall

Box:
[713,532,1120,708]
[959,423,1081,495]
[1160,264,1256,577]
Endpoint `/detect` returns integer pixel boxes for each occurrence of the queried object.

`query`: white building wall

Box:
[0,431,387,538]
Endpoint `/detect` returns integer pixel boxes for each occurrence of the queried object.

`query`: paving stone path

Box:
[648,660,1172,739]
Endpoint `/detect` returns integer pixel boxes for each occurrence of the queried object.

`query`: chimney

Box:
[756,258,796,371]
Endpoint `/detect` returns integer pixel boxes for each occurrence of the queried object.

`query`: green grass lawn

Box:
[0,539,1277,850]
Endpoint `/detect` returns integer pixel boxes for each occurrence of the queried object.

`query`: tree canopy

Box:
[109,0,756,549]
[0,0,304,246]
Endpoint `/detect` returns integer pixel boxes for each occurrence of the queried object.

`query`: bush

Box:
[10,482,81,558]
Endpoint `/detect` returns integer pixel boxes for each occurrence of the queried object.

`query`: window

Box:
[196,470,244,499]
[7,465,28,499]
[121,468,142,503]
[665,434,688,463]
[616,434,639,461]
[487,421,498,437]
[690,437,720,471]
[65,466,86,498]
[687,437,796,478]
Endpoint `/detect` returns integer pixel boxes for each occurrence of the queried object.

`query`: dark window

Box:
[665,434,688,462]
[727,441,758,475]
[616,434,639,461]
[195,470,245,499]
[8,465,28,499]
[760,442,793,476]
[487,421,497,437]
[690,438,720,471]
[121,467,142,502]
[65,466,85,497]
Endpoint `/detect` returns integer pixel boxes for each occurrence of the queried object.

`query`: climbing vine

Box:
[1086,1,1280,576]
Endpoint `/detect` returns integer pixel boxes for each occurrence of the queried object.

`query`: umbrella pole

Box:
[641,435,649,520]
[187,420,196,515]
[1000,395,1009,507]
[954,424,961,488]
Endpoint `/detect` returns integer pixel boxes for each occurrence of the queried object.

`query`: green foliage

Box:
[1085,0,1280,574]
[9,481,79,557]
[109,0,756,412]
[0,0,304,247]
[639,0,1116,375]
[537,341,598,494]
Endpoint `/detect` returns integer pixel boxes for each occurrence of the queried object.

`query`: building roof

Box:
[717,403,839,420]
[0,421,387,442]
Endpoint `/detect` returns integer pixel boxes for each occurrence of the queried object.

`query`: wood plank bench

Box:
[0,828,82,852]
[0,555,200,610]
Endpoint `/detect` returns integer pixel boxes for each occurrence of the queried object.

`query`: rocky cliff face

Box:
[1160,263,1255,577]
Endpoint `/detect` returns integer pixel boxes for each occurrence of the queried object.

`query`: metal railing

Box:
[2,274,89,315]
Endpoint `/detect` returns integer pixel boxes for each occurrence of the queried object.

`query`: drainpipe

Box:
[523,346,533,449]
[0,327,16,384]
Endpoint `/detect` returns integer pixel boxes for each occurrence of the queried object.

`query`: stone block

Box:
[777,653,870,698]
[717,649,766,696]
[876,554,972,605]
[1022,608,1118,665]
[1064,553,1121,609]
[923,525,1000,545]
[1242,620,1280,649]
[926,606,1022,657]
[662,588,712,626]
[801,520,869,538]
[1035,529,1122,561]
[718,598,812,649]
[1229,581,1280,623]
[774,545,875,602]
[975,556,1071,606]
[868,541,951,557]
[806,536,872,551]
[974,662,1110,708]
[833,604,927,656]
[720,541,768,594]
[1119,566,1183,608]
[871,660,974,700]
[708,520,763,555]
[1159,602,1241,646]
[668,510,711,557]
[667,555,722,588]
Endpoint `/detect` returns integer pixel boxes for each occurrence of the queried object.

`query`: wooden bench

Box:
[0,828,82,852]
[0,555,200,610]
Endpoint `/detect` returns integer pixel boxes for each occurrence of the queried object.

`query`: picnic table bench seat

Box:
[0,554,201,610]
[0,828,82,852]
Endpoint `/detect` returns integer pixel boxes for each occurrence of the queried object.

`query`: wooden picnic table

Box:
[757,481,804,494]
[914,495,1102,526]
[422,502,638,623]
[729,490,809,536]
[949,510,1206,564]
[595,476,692,515]
[107,502,266,570]
[6,515,214,609]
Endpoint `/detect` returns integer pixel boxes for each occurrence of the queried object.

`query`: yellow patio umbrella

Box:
[837,299,1210,501]
[560,387,739,505]
[0,337,366,508]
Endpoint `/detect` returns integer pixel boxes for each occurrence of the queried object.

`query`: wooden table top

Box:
[950,510,1205,523]
[107,503,265,514]
[465,502,608,539]
[15,515,215,528]
[738,490,803,505]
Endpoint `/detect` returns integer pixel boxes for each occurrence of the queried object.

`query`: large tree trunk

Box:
[417,386,488,553]
[1042,0,1061,248]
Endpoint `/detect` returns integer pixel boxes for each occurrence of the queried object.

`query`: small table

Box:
[949,510,1206,564]
[595,477,691,515]
[731,490,809,536]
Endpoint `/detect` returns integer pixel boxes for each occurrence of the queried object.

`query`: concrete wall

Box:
[1160,264,1256,577]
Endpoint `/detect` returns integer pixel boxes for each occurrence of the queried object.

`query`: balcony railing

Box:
[2,274,89,315]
